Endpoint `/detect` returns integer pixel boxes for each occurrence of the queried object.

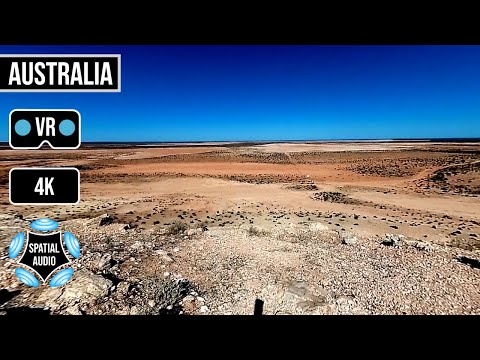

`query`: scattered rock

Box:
[100,215,116,226]
[183,295,195,303]
[96,253,113,272]
[284,280,328,312]
[130,306,139,315]
[37,287,64,306]
[311,191,360,205]
[124,223,137,230]
[381,234,402,247]
[154,249,174,263]
[309,223,329,232]
[181,294,201,313]
[35,270,113,313]
[60,270,113,302]
[341,232,358,245]
[187,228,202,236]
[116,281,130,296]
[457,256,480,269]
[414,241,433,251]
[130,241,144,251]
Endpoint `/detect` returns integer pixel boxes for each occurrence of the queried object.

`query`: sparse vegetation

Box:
[247,226,269,236]
[196,221,209,231]
[286,183,319,191]
[99,215,116,226]
[430,171,447,182]
[166,221,188,235]
[312,191,353,204]
[139,277,192,315]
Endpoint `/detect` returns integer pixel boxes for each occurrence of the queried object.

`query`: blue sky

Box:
[1,45,479,141]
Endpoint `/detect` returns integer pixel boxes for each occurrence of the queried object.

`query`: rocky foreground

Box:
[1,213,480,315]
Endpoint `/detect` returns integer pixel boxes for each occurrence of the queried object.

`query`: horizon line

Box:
[1,137,480,145]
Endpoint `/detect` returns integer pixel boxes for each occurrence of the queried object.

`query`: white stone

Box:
[310,223,329,232]
[182,295,195,303]
[130,306,139,315]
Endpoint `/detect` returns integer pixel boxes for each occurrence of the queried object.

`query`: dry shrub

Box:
[166,221,188,235]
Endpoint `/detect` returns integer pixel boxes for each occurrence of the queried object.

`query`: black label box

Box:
[10,109,81,150]
[0,54,120,92]
[9,168,80,205]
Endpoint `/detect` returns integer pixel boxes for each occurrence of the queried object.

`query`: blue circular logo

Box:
[59,119,76,136]
[14,119,31,136]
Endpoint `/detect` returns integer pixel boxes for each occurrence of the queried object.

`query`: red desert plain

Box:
[1,141,480,314]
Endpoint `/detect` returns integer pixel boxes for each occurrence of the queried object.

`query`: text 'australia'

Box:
[0,55,120,92]
[9,62,112,86]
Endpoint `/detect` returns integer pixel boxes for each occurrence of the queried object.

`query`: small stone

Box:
[99,215,116,226]
[341,232,358,245]
[65,306,82,315]
[130,306,139,315]
[164,272,170,277]
[200,305,209,313]
[96,253,112,271]
[381,234,402,247]
[310,223,329,232]
[124,223,137,230]
[182,295,195,303]
[173,247,180,252]
[415,242,433,251]
[166,305,173,310]
[196,296,205,303]
[154,249,174,263]
[148,300,155,308]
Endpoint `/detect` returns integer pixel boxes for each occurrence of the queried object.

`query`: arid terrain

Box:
[1,141,480,315]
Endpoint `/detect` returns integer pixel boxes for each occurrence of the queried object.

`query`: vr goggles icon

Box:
[9,109,81,150]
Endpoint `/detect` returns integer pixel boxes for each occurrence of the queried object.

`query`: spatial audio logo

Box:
[8,218,81,288]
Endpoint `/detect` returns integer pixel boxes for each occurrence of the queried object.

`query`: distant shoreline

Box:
[1,138,479,149]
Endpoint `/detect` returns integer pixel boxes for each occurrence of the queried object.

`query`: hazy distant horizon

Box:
[2,136,480,147]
